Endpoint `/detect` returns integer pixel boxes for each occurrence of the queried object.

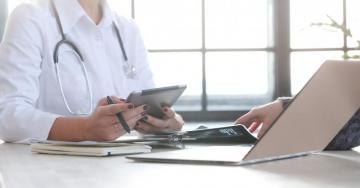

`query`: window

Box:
[290,0,358,94]
[111,0,274,114]
[2,0,359,121]
[205,0,272,111]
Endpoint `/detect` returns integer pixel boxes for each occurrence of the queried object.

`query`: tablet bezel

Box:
[126,85,187,118]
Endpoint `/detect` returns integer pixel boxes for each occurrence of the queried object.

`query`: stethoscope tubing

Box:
[54,57,93,115]
[51,0,131,115]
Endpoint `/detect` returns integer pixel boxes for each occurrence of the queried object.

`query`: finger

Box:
[249,121,261,132]
[134,121,144,132]
[141,115,167,129]
[235,112,256,127]
[134,121,140,129]
[98,103,130,115]
[135,125,150,134]
[174,114,185,128]
[126,112,147,129]
[110,96,127,104]
[98,96,127,107]
[103,108,146,131]
[97,98,109,106]
[258,121,273,138]
[136,121,161,133]
[162,107,175,118]
[134,126,146,134]
[123,105,148,120]
[135,121,149,132]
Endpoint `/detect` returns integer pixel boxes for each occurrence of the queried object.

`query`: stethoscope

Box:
[51,1,136,115]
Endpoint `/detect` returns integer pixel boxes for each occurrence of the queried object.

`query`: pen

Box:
[106,96,131,134]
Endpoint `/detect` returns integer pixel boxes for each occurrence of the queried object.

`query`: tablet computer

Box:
[126,85,187,118]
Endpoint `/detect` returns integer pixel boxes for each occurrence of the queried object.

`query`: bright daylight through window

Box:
[4,0,360,120]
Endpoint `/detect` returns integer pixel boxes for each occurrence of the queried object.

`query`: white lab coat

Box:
[0,0,155,142]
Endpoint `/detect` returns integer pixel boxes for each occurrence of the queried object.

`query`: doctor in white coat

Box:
[0,0,184,143]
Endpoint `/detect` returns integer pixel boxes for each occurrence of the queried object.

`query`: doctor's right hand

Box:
[83,97,148,141]
[48,97,148,142]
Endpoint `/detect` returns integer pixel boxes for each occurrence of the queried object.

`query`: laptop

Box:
[127,60,360,165]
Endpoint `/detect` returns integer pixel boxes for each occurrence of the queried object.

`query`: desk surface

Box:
[0,143,360,188]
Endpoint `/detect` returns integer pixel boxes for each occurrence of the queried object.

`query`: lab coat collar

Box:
[52,0,114,34]
[99,0,114,28]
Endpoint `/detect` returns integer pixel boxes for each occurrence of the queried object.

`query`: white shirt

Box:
[0,0,155,142]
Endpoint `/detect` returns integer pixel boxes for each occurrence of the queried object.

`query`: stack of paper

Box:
[31,140,151,157]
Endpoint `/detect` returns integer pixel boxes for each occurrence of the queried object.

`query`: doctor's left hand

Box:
[134,107,185,133]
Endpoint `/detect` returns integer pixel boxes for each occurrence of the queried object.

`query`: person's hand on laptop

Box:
[235,100,284,138]
[134,107,184,133]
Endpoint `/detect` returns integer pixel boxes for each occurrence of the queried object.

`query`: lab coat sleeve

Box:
[0,5,60,143]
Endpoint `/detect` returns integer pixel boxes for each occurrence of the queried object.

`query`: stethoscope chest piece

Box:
[123,64,137,79]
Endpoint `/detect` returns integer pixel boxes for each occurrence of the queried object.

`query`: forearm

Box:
[0,103,60,142]
[48,117,88,142]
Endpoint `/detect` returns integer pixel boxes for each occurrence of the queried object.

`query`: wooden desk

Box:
[0,143,359,188]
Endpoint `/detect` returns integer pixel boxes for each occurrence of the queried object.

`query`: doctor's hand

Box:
[235,100,283,138]
[83,97,148,141]
[134,107,184,134]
